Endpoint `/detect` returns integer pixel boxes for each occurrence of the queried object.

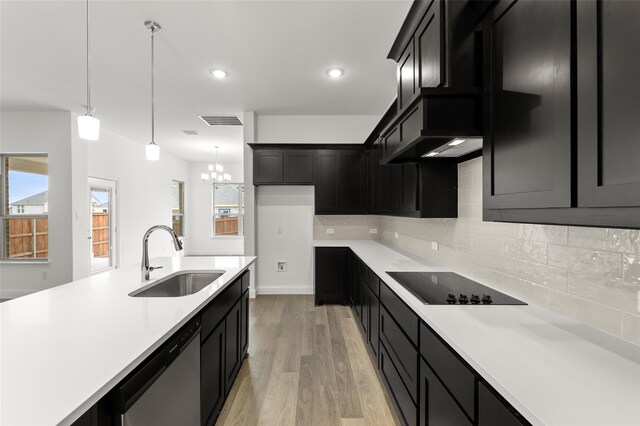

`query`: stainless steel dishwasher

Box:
[112,317,201,426]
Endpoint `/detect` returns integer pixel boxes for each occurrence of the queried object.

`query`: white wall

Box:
[0,111,77,298]
[84,128,189,270]
[186,161,244,255]
[256,115,380,144]
[256,186,314,294]
[242,112,257,297]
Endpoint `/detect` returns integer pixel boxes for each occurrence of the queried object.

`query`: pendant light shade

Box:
[79,0,100,141]
[146,142,160,161]
[145,20,161,161]
[78,114,100,140]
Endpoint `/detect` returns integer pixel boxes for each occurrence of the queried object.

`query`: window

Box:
[1,154,49,260]
[212,183,243,236]
[172,180,184,237]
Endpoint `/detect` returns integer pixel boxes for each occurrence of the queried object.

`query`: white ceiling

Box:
[0,0,411,162]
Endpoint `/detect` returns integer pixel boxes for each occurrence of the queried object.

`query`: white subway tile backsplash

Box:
[313,157,639,346]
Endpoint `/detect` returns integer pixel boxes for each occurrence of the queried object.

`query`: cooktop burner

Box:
[386,271,526,305]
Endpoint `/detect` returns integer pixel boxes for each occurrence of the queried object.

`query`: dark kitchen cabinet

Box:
[367,281,380,360]
[254,150,284,184]
[360,275,369,335]
[201,320,225,426]
[315,149,366,214]
[416,0,443,89]
[241,290,249,360]
[380,343,418,426]
[577,0,640,208]
[224,300,241,395]
[399,38,417,109]
[483,0,572,210]
[253,149,314,185]
[478,382,530,426]
[419,358,472,426]
[314,247,348,305]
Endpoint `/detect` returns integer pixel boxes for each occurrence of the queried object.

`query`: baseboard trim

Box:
[256,285,313,295]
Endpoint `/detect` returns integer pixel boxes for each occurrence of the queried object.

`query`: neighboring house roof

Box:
[10,190,48,206]
[215,185,240,207]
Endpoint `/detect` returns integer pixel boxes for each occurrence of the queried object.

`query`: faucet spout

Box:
[141,225,183,281]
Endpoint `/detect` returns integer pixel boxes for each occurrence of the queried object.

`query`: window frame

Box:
[0,153,49,262]
[171,180,185,238]
[211,182,244,238]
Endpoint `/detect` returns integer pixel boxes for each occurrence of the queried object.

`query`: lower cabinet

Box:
[419,358,471,426]
[478,382,530,426]
[314,247,349,305]
[241,290,250,359]
[201,320,226,426]
[367,283,380,359]
[224,299,242,395]
[380,343,418,426]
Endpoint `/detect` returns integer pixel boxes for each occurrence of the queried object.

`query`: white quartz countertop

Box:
[314,240,640,426]
[0,256,255,426]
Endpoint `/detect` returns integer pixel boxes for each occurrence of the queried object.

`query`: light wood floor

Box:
[216,295,401,426]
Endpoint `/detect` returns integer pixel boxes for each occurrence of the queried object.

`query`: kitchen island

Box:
[0,255,255,426]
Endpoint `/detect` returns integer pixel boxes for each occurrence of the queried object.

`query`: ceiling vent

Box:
[198,115,243,126]
[182,130,199,135]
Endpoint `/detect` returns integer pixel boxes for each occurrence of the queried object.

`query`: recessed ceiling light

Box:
[448,138,466,146]
[210,69,227,79]
[423,152,439,157]
[326,68,344,79]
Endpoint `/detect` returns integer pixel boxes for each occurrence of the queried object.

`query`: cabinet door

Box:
[399,38,417,109]
[478,382,529,426]
[419,359,472,426]
[284,150,315,184]
[368,286,380,360]
[483,0,572,209]
[400,164,418,212]
[380,344,418,426]
[254,150,283,184]
[416,0,443,88]
[339,150,366,214]
[315,247,347,305]
[315,150,340,213]
[361,276,369,335]
[224,300,241,395]
[577,0,640,207]
[241,290,249,359]
[201,321,225,426]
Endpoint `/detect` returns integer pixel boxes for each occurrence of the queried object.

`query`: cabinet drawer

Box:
[420,323,475,421]
[420,358,472,426]
[367,270,380,296]
[380,343,417,426]
[380,306,418,403]
[202,278,241,340]
[380,282,419,345]
[241,270,250,294]
[478,381,530,426]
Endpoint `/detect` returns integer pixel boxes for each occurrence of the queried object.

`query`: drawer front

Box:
[367,270,380,296]
[380,343,418,426]
[420,323,475,421]
[380,282,419,345]
[380,306,418,403]
[202,278,242,340]
[241,270,250,294]
[420,358,472,426]
[478,381,530,426]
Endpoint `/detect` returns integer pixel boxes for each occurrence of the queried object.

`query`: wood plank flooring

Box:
[216,295,401,426]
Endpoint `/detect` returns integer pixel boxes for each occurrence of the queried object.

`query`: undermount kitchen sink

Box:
[129,271,225,297]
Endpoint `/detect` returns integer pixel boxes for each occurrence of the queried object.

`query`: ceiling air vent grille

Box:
[198,115,243,126]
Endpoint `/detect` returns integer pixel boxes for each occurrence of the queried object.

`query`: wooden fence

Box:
[6,218,48,259]
[215,217,239,235]
[92,212,110,258]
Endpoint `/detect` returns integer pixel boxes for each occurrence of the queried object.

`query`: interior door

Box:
[88,177,117,274]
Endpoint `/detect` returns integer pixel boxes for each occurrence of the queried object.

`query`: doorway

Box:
[89,178,117,274]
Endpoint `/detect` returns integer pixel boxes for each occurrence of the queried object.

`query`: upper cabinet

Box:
[577,0,640,208]
[483,0,640,228]
[483,0,572,210]
[253,149,314,185]
[315,149,366,215]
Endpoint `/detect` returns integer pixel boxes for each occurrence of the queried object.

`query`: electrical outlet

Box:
[277,262,287,272]
[326,228,334,234]
[277,226,283,234]
[394,232,399,239]
[431,241,439,251]
[369,228,378,234]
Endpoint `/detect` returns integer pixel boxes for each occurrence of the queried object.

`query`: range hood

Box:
[379,0,488,164]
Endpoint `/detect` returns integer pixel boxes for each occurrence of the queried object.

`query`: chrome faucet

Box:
[141,225,184,281]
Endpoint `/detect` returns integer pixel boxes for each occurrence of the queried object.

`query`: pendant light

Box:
[201,147,231,183]
[77,0,100,141]
[145,21,161,161]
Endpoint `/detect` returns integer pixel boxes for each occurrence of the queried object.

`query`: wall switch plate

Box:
[326,228,334,234]
[394,232,399,239]
[431,241,439,251]
[370,228,378,234]
[277,262,287,272]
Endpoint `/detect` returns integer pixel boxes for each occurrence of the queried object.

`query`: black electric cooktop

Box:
[386,271,526,305]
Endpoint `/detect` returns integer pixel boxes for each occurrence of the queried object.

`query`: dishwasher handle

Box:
[111,316,201,414]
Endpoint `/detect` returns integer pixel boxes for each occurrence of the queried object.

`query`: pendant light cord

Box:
[86,0,91,116]
[151,26,155,144]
